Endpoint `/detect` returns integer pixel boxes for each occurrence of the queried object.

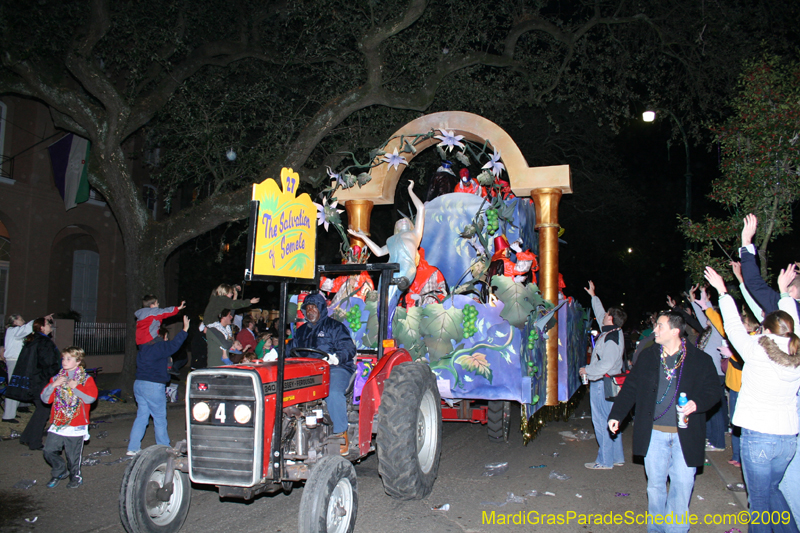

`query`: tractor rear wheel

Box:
[376,362,442,500]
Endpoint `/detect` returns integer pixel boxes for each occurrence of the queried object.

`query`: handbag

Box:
[4,342,39,403]
[603,372,627,401]
[603,353,631,402]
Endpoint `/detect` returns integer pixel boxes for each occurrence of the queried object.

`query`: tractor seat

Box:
[344,371,358,397]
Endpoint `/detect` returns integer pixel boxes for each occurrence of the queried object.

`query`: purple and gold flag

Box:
[48,133,90,210]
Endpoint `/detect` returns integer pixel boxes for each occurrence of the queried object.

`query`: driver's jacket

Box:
[288,293,356,373]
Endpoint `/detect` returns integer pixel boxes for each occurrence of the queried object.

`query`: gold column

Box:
[531,188,562,406]
[345,200,374,248]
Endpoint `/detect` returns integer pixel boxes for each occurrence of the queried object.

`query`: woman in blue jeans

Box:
[706,266,800,533]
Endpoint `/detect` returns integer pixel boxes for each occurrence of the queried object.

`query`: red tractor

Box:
[119,263,442,533]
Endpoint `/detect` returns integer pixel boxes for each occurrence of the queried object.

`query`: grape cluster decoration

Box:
[346,305,362,331]
[526,328,539,350]
[486,208,499,235]
[462,304,478,338]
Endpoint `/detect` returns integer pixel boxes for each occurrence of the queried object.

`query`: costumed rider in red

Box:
[404,248,448,308]
[288,294,356,455]
[481,235,537,301]
[454,168,486,197]
[320,245,375,308]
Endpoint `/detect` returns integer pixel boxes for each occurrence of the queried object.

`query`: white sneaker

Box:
[584,462,613,470]
[126,450,139,456]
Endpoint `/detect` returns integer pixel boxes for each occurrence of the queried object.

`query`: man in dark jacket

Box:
[288,293,355,454]
[126,315,188,456]
[608,310,720,533]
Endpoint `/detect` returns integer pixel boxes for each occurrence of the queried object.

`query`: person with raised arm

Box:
[705,265,800,533]
[579,280,627,470]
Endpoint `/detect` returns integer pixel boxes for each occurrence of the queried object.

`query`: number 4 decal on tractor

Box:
[215,403,227,424]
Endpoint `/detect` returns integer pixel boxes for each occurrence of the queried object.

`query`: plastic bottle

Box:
[677,392,689,428]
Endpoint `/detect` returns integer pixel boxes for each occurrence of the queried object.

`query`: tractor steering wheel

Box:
[288,347,329,360]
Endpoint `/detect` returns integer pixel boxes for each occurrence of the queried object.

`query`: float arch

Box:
[336,111,571,406]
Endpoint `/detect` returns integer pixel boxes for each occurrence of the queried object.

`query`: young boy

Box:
[135,294,186,346]
[41,347,98,489]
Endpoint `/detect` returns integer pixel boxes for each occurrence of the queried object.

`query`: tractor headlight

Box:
[193,401,210,422]
[234,404,252,425]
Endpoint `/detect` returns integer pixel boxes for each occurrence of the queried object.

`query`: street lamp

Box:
[643,109,692,219]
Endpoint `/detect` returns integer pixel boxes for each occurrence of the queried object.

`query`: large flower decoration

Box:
[434,129,466,153]
[326,166,346,188]
[381,148,408,170]
[314,197,344,232]
[482,148,505,177]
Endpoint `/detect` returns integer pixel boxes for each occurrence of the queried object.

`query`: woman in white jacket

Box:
[705,266,800,533]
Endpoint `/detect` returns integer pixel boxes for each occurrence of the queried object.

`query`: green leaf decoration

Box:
[363,299,379,348]
[423,337,455,363]
[393,307,426,359]
[491,275,546,329]
[454,352,493,383]
[420,303,464,360]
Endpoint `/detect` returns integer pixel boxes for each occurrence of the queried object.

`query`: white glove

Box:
[325,352,340,366]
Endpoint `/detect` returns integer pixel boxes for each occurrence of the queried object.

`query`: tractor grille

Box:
[187,370,263,487]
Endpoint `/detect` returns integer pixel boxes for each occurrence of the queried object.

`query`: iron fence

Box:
[73,322,126,355]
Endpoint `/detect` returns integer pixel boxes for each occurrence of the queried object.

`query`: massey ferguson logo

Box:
[263,375,323,395]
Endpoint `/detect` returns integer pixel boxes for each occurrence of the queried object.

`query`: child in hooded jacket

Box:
[41,347,98,489]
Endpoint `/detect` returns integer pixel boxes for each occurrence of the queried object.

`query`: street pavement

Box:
[0,391,751,533]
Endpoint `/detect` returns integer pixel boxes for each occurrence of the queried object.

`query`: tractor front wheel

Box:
[119,445,191,533]
[298,455,358,533]
[377,362,442,500]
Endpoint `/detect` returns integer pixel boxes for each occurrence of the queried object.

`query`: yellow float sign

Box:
[251,168,316,279]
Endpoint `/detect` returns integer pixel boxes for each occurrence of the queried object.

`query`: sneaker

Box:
[584,463,613,470]
[728,459,741,468]
[726,483,745,492]
[46,474,68,488]
[126,450,140,456]
[705,444,725,452]
[613,462,625,466]
[66,476,83,489]
[2,418,19,424]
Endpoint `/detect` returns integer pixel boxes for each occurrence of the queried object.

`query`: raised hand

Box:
[584,280,596,297]
[666,295,676,308]
[687,284,699,303]
[741,214,757,247]
[730,261,743,283]
[703,266,727,295]
[778,264,797,295]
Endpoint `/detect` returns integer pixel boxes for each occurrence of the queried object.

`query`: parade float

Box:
[315,111,588,442]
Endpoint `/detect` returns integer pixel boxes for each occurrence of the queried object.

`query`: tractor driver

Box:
[288,293,356,455]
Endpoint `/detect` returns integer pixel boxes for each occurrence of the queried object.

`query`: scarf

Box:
[53,367,88,427]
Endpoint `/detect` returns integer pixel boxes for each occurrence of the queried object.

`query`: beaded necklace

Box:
[653,363,684,421]
[653,340,686,421]
[659,338,687,381]
[53,367,88,427]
